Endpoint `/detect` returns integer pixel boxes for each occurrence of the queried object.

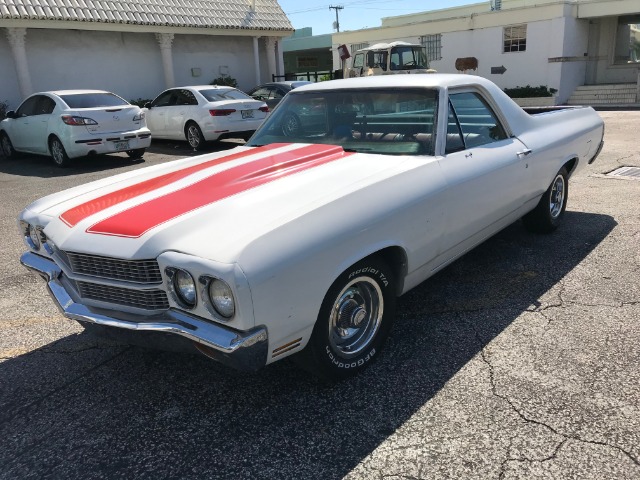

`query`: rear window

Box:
[59,93,129,109]
[200,89,252,102]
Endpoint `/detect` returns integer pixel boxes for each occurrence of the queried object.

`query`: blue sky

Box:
[277,0,477,35]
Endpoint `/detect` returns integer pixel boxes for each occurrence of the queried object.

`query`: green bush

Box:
[503,85,558,98]
[0,100,9,121]
[210,75,238,88]
[129,98,153,108]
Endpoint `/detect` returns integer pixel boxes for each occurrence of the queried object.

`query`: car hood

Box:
[24,143,418,263]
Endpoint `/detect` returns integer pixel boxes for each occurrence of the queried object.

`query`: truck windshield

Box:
[390,46,428,70]
[247,88,437,156]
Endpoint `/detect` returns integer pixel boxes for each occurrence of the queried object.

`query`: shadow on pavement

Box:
[0,140,244,178]
[0,211,616,480]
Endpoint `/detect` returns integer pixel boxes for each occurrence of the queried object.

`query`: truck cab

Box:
[347,41,432,77]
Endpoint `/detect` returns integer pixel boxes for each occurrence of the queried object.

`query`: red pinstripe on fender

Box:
[59,143,289,228]
[87,144,353,238]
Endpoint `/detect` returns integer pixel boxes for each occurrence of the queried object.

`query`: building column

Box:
[253,36,261,85]
[265,36,278,82]
[275,38,285,78]
[155,33,175,88]
[6,27,33,98]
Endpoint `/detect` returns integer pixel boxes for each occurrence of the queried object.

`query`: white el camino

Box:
[18,75,604,380]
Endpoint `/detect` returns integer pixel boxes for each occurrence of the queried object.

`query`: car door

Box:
[165,89,199,138]
[437,91,529,255]
[11,96,39,151]
[146,90,176,137]
[31,95,57,154]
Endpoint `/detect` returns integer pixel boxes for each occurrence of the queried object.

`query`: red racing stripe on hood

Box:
[88,144,353,238]
[59,143,287,227]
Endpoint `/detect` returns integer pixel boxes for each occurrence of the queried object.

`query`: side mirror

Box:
[144,102,152,109]
[5,110,17,119]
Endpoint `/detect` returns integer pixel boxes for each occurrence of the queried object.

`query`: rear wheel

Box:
[0,132,16,158]
[523,166,569,233]
[296,258,396,381]
[281,112,302,137]
[186,122,206,150]
[49,137,71,167]
[126,148,146,159]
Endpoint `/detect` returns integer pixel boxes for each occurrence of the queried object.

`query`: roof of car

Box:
[45,90,114,95]
[291,74,500,92]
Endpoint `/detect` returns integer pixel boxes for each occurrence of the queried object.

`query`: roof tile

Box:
[0,0,293,30]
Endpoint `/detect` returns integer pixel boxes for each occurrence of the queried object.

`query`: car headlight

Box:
[208,278,235,318]
[172,269,197,308]
[29,224,41,250]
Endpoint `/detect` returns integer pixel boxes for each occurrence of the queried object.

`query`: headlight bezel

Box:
[21,221,45,251]
[166,267,197,309]
[199,275,236,320]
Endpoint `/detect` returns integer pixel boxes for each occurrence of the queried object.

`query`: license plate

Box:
[241,110,254,119]
[113,140,129,151]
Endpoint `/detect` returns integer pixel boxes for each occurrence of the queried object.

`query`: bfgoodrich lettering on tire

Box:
[297,257,396,381]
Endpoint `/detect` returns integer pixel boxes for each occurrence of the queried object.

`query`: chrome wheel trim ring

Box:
[187,125,201,147]
[328,276,384,359]
[549,174,565,219]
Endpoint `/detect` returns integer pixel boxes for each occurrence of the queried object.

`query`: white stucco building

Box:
[332,0,640,105]
[1,0,293,109]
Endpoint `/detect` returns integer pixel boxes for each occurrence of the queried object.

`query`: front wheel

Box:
[0,132,16,158]
[49,137,71,167]
[186,122,206,150]
[297,258,396,381]
[126,148,146,159]
[523,166,569,233]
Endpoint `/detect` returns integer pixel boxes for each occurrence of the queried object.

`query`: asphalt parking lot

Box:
[0,113,638,479]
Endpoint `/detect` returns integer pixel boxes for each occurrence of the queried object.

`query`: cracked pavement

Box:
[0,113,638,479]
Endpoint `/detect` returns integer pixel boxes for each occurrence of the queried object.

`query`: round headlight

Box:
[28,224,41,250]
[173,269,196,308]
[208,279,235,318]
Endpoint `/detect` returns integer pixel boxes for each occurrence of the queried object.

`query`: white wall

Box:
[2,28,268,108]
[171,34,262,91]
[0,34,24,110]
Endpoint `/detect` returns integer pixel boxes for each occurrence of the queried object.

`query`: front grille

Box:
[77,282,169,310]
[65,252,162,284]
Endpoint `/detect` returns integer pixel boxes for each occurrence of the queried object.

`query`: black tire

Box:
[126,148,146,159]
[49,136,71,167]
[185,122,206,150]
[0,132,16,159]
[523,166,569,233]
[281,112,302,137]
[296,258,396,381]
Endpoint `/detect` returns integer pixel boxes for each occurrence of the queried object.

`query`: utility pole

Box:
[329,5,343,32]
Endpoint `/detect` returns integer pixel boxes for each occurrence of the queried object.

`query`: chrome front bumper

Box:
[21,252,268,372]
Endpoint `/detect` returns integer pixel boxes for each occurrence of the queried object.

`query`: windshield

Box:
[248,88,437,156]
[60,93,129,108]
[200,89,252,102]
[390,46,428,70]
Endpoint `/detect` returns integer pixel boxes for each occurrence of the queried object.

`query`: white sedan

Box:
[0,90,151,167]
[144,86,269,150]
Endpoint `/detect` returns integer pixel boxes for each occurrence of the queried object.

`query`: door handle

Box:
[517,149,532,158]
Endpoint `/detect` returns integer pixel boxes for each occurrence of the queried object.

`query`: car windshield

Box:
[59,93,129,108]
[247,88,438,156]
[390,46,428,70]
[200,89,252,102]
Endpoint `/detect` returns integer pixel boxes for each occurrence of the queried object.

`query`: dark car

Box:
[247,81,313,109]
